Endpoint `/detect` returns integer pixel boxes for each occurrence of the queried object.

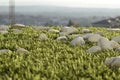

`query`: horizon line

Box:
[1,5,120,9]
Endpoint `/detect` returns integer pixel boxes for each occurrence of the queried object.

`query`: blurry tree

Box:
[67,19,79,27]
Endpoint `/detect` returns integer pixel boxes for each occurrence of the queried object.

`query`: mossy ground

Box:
[0,26,120,80]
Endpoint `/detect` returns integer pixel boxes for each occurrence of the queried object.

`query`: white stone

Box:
[88,34,102,42]
[39,33,48,40]
[70,37,85,46]
[98,37,113,50]
[0,49,11,54]
[12,24,26,29]
[81,29,90,33]
[87,46,101,53]
[57,36,67,41]
[60,27,78,34]
[112,36,120,42]
[107,28,120,32]
[17,48,29,54]
[48,29,59,33]
[105,56,120,67]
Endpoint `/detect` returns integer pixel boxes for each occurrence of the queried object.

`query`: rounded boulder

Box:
[70,37,85,46]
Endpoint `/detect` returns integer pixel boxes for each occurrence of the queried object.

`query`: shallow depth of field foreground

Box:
[0,26,120,80]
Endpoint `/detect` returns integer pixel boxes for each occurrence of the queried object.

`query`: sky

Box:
[0,0,120,8]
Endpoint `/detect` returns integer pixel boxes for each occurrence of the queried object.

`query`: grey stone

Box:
[81,29,90,33]
[87,46,101,53]
[12,24,26,29]
[57,36,67,41]
[105,56,120,67]
[39,33,48,40]
[112,36,120,42]
[60,27,78,35]
[48,29,59,33]
[0,49,11,54]
[88,34,102,42]
[17,48,29,54]
[98,37,113,50]
[70,37,85,46]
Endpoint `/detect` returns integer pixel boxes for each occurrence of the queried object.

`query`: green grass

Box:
[0,26,120,80]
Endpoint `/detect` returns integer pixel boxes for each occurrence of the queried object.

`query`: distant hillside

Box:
[92,16,120,28]
[0,6,120,26]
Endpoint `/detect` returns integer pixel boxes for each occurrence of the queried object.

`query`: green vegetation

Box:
[0,26,120,80]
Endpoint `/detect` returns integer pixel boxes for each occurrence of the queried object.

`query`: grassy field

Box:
[0,26,120,80]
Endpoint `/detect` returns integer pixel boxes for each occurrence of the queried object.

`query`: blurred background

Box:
[0,0,120,27]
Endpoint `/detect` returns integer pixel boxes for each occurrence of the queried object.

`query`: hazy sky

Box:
[0,0,120,8]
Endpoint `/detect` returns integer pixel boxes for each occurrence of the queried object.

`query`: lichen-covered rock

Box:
[60,27,78,34]
[81,29,90,33]
[112,36,120,42]
[98,37,113,50]
[115,47,120,52]
[39,33,48,40]
[57,36,67,41]
[105,56,120,67]
[87,46,101,53]
[82,33,93,39]
[110,41,120,49]
[88,34,102,42]
[94,32,104,36]
[70,37,85,46]
[17,48,29,54]
[111,58,120,67]
[105,57,116,67]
